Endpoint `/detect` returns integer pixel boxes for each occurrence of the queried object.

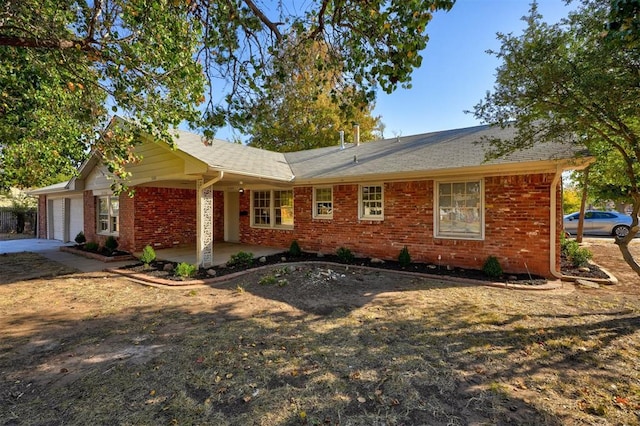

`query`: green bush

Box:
[398,245,411,267]
[175,262,197,279]
[74,231,86,245]
[139,245,156,265]
[289,240,302,257]
[104,236,119,252]
[483,255,503,278]
[259,274,277,286]
[564,240,593,267]
[336,247,355,263]
[227,251,254,268]
[85,241,99,252]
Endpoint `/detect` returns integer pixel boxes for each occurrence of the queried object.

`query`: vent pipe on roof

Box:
[353,123,360,146]
[339,130,345,150]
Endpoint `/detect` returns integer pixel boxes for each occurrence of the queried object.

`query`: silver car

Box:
[563,210,632,238]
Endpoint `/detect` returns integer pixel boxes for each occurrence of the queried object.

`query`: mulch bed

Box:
[121,251,552,285]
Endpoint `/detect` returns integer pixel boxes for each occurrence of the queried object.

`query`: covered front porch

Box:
[136,242,285,267]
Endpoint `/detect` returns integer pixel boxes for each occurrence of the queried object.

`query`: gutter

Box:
[549,167,564,279]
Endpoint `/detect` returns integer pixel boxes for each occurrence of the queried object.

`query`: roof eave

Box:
[290,156,594,186]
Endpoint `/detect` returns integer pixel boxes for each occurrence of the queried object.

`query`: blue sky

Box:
[372,0,576,138]
[213,0,577,141]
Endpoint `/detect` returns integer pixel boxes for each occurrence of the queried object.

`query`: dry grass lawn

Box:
[1,240,639,425]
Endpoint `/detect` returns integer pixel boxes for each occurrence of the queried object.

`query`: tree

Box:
[241,40,382,152]
[1,0,454,188]
[472,1,640,275]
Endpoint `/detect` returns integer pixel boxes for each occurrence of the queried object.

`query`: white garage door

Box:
[50,198,64,241]
[68,197,84,242]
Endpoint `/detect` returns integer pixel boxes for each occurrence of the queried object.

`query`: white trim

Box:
[312,186,334,219]
[434,179,485,241]
[96,195,120,236]
[358,184,384,221]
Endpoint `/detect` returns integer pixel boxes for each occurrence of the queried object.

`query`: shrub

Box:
[259,274,277,286]
[139,245,156,265]
[175,262,197,279]
[104,236,119,252]
[227,251,254,268]
[74,231,86,245]
[336,247,355,263]
[565,240,593,267]
[289,240,302,257]
[85,241,99,252]
[483,255,503,278]
[398,245,411,267]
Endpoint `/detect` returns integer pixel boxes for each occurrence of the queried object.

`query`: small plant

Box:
[104,236,119,253]
[85,241,99,252]
[175,262,197,279]
[567,242,593,267]
[277,278,288,287]
[336,247,355,263]
[398,245,411,267]
[289,240,302,257]
[139,245,156,267]
[259,274,277,286]
[561,236,593,267]
[483,255,503,278]
[227,251,254,268]
[235,285,245,294]
[74,231,86,245]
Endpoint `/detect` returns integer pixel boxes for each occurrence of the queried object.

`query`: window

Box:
[97,195,119,235]
[251,189,294,228]
[359,184,383,220]
[313,187,333,219]
[275,190,294,226]
[435,180,483,239]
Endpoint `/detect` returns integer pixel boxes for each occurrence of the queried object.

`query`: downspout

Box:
[197,171,224,268]
[549,167,564,279]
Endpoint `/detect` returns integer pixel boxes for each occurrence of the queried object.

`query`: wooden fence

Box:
[0,208,37,235]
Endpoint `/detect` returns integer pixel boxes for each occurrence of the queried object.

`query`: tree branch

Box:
[242,0,282,41]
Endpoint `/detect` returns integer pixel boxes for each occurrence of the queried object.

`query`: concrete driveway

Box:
[0,238,67,254]
[0,238,134,273]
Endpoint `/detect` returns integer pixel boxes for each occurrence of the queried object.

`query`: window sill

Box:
[250,225,294,231]
[435,234,484,241]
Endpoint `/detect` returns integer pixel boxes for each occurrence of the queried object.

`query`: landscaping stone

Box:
[576,279,600,289]
[259,256,267,263]
[163,263,174,272]
[370,258,385,264]
[207,269,217,276]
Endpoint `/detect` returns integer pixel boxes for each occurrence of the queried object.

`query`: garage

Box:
[46,196,84,242]
[67,196,84,242]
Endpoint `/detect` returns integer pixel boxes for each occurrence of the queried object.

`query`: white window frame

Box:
[251,189,294,229]
[359,184,384,221]
[434,179,484,240]
[313,186,333,219]
[97,195,119,236]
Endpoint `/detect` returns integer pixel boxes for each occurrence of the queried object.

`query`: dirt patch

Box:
[0,241,639,425]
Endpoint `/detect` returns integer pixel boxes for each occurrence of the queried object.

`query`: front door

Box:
[224,191,240,242]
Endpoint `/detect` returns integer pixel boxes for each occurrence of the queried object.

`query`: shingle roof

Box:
[172,130,295,181]
[284,124,585,180]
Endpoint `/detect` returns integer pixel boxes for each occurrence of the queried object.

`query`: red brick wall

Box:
[239,174,559,277]
[37,195,47,238]
[131,187,197,251]
[83,190,97,244]
[213,190,224,242]
[118,192,135,252]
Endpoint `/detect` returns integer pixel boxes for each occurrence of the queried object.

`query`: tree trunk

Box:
[615,192,640,277]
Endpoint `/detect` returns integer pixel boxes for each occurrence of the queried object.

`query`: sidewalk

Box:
[0,238,133,273]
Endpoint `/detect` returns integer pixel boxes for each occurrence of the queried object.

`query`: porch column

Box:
[196,180,214,268]
[196,172,223,268]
